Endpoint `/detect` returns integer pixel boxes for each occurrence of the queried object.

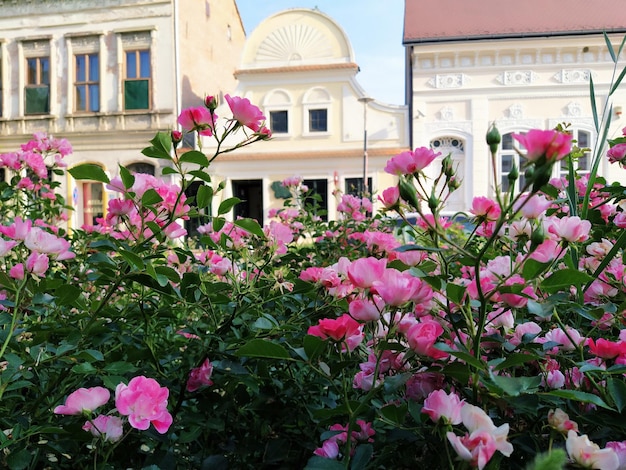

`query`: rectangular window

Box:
[309,109,327,132]
[303,178,328,221]
[75,53,100,112]
[345,177,372,198]
[25,56,50,114]
[560,130,590,177]
[0,52,3,117]
[124,49,150,110]
[270,110,288,134]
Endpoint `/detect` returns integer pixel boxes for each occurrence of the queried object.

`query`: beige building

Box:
[204,8,409,223]
[404,0,626,214]
[0,0,245,229]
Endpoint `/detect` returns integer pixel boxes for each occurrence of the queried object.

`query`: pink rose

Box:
[470,196,501,221]
[187,359,214,392]
[307,314,363,352]
[177,106,215,136]
[513,129,572,162]
[405,319,448,360]
[422,390,464,425]
[607,143,626,165]
[384,147,440,176]
[224,94,266,132]
[82,415,124,442]
[347,257,387,288]
[115,376,173,434]
[54,386,110,415]
[566,430,619,470]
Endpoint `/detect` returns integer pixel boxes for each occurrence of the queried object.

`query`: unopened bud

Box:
[204,95,218,111]
[508,162,519,183]
[486,123,501,154]
[447,176,461,192]
[171,130,183,144]
[530,224,546,249]
[398,177,420,210]
[427,193,439,212]
[442,154,454,178]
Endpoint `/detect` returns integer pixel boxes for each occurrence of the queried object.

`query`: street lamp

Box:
[358,96,374,197]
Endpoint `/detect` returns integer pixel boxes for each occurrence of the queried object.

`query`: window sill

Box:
[303,131,331,138]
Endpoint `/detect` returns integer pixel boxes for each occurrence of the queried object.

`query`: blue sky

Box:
[235,0,406,105]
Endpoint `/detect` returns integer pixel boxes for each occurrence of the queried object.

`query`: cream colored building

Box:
[0,0,244,229]
[204,8,409,223]
[404,0,626,214]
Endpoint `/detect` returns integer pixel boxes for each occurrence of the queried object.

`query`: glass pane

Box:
[501,154,513,172]
[139,50,150,78]
[309,109,327,132]
[579,154,590,171]
[270,110,288,133]
[501,177,510,192]
[124,80,149,109]
[27,58,37,84]
[89,85,100,112]
[502,133,514,150]
[75,55,86,82]
[75,85,86,111]
[40,58,50,84]
[89,54,99,81]
[126,51,137,79]
[578,131,589,148]
[25,86,50,114]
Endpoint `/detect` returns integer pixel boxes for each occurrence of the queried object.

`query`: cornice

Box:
[213,147,407,162]
[0,0,170,16]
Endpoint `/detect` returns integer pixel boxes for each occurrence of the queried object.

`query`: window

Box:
[126,162,155,175]
[309,109,327,132]
[25,56,50,114]
[499,132,526,193]
[270,110,288,134]
[303,179,328,221]
[82,181,104,226]
[75,53,100,112]
[559,129,591,177]
[124,49,150,110]
[232,180,263,224]
[345,177,372,198]
[0,49,3,117]
[430,136,466,213]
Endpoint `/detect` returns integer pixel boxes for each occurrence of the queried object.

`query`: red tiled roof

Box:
[404,0,626,44]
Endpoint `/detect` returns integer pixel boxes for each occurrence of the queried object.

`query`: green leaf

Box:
[590,75,599,132]
[104,361,138,375]
[142,131,173,160]
[525,449,567,470]
[446,282,466,305]
[188,170,212,183]
[435,344,485,370]
[305,456,345,470]
[72,362,97,374]
[178,150,209,166]
[235,339,290,359]
[141,188,164,206]
[605,31,617,63]
[493,352,541,371]
[119,165,135,189]
[350,444,374,470]
[196,185,213,209]
[234,218,265,238]
[161,166,178,175]
[217,197,241,215]
[487,374,541,397]
[522,259,551,281]
[68,164,110,183]
[607,378,626,412]
[6,448,31,470]
[303,335,326,361]
[540,269,594,293]
[380,403,407,425]
[546,390,612,410]
[119,249,144,270]
[611,65,626,94]
[55,284,81,305]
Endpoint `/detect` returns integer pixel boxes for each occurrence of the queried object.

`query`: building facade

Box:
[404,0,626,214]
[203,8,409,224]
[0,0,244,229]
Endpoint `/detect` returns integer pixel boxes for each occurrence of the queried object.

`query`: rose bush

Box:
[1,34,626,469]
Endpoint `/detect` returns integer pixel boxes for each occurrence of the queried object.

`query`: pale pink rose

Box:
[515,194,552,219]
[0,239,17,257]
[460,404,513,458]
[187,359,214,392]
[509,321,542,347]
[105,176,126,193]
[9,263,25,280]
[108,199,135,216]
[0,217,32,240]
[514,129,573,162]
[547,408,579,434]
[313,439,339,459]
[26,252,49,277]
[348,296,383,322]
[470,196,501,221]
[543,327,585,352]
[546,370,566,389]
[529,239,563,263]
[422,390,464,425]
[281,176,302,188]
[372,268,423,307]
[24,227,73,258]
[347,257,387,289]
[54,386,110,415]
[177,106,215,136]
[82,415,124,442]
[115,376,173,434]
[384,147,440,175]
[606,441,626,470]
[548,216,591,242]
[587,239,614,258]
[225,94,266,132]
[566,430,619,470]
[447,430,498,470]
[614,212,626,228]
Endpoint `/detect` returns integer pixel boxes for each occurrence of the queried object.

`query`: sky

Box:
[235,0,406,105]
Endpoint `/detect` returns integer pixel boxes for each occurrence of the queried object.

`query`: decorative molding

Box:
[438,106,454,121]
[21,39,51,55]
[427,73,468,89]
[425,120,472,135]
[565,101,583,117]
[507,104,524,120]
[553,69,591,84]
[255,23,334,64]
[121,31,151,47]
[496,70,538,86]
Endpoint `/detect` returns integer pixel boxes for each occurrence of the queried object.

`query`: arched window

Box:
[499,132,526,193]
[264,89,292,135]
[558,129,591,178]
[126,162,155,175]
[429,136,466,212]
[302,87,331,135]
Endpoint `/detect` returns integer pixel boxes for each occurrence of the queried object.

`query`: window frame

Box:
[498,131,527,194]
[123,48,151,111]
[557,128,592,178]
[302,87,331,137]
[308,108,328,133]
[269,110,289,134]
[24,55,50,115]
[74,52,100,113]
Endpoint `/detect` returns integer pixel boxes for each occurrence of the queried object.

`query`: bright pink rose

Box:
[405,319,448,359]
[586,338,626,359]
[225,94,266,132]
[378,186,400,209]
[384,147,440,175]
[9,263,25,280]
[177,106,215,136]
[422,390,464,425]
[115,376,173,434]
[347,257,387,289]
[82,415,124,442]
[54,386,111,415]
[108,199,135,216]
[308,314,363,352]
[514,129,573,162]
[187,359,214,392]
[348,296,383,322]
[470,196,501,221]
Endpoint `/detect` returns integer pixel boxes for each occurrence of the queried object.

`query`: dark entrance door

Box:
[232,179,263,224]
